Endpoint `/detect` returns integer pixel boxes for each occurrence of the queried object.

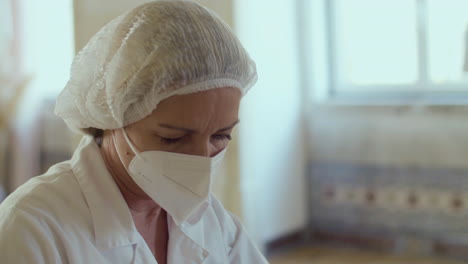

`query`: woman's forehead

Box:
[134,88,241,130]
[156,88,240,113]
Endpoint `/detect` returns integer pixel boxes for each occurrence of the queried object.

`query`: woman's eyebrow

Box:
[157,124,196,133]
[157,120,239,133]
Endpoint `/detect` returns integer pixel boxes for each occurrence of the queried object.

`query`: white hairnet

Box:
[55,0,257,135]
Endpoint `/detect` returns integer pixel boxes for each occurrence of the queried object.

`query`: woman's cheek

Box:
[213,140,229,151]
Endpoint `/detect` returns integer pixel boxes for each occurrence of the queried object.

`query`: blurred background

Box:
[1,0,468,263]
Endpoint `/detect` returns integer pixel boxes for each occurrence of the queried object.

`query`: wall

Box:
[298,0,468,250]
[234,0,308,247]
[10,0,74,190]
[306,104,468,256]
[74,0,233,51]
[308,105,468,172]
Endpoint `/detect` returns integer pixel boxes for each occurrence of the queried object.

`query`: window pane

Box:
[427,0,468,84]
[334,0,418,87]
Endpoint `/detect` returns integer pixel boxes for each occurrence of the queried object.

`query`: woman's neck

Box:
[99,133,169,263]
[99,134,162,217]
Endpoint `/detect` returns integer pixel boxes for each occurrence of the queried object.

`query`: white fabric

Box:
[0,136,269,263]
[115,128,227,226]
[55,0,257,135]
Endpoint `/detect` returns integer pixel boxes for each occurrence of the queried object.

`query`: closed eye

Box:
[212,134,232,141]
[160,137,183,144]
[160,134,232,145]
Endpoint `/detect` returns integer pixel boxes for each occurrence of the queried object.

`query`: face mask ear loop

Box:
[112,130,132,174]
[120,128,143,160]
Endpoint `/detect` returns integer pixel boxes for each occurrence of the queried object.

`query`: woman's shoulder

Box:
[0,160,86,224]
[0,161,83,263]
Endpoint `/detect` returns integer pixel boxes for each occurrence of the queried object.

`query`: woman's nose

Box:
[188,140,212,157]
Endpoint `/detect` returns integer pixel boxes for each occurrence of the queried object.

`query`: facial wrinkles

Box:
[171,91,233,137]
[127,88,240,155]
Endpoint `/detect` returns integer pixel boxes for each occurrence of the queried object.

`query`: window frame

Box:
[302,0,468,104]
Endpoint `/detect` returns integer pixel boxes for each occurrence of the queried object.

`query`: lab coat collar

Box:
[167,215,210,263]
[70,136,212,260]
[71,136,140,250]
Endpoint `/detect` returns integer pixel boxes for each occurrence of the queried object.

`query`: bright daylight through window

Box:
[315,0,468,98]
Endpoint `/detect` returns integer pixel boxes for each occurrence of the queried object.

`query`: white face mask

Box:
[113,128,227,226]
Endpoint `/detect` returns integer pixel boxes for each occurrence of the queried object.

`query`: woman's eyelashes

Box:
[212,134,232,141]
[159,134,232,145]
[160,137,183,144]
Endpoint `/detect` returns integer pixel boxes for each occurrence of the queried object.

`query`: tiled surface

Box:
[269,246,466,264]
[309,162,468,236]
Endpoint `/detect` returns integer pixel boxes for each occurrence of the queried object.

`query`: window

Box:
[304,0,468,101]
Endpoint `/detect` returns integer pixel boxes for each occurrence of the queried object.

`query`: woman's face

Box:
[120,87,241,158]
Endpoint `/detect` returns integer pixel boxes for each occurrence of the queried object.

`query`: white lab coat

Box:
[0,136,269,264]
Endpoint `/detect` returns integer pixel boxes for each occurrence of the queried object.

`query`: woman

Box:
[0,1,268,263]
